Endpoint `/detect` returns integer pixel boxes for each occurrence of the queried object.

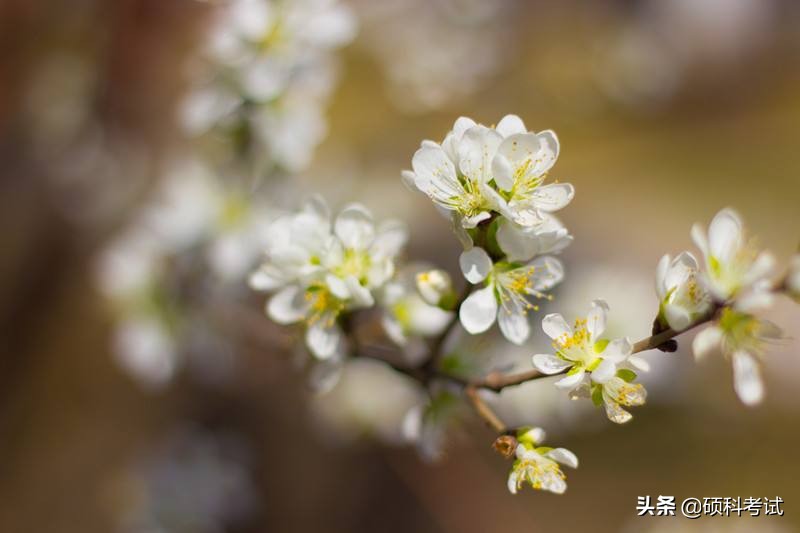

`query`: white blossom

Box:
[406,115,573,231]
[458,247,564,344]
[113,316,178,389]
[250,197,407,359]
[655,251,712,330]
[182,0,356,172]
[381,268,453,356]
[532,300,647,424]
[692,296,781,406]
[691,208,776,301]
[496,214,573,262]
[507,427,578,495]
[415,268,454,308]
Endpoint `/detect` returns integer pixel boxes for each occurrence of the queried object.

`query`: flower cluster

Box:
[181,0,357,172]
[533,300,649,423]
[97,159,274,387]
[404,115,574,345]
[657,208,782,405]
[250,196,407,359]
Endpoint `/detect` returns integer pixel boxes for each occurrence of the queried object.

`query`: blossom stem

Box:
[465,385,506,433]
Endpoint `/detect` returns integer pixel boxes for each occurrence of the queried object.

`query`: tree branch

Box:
[465,385,506,433]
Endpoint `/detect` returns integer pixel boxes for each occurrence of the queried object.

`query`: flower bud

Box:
[416,269,455,309]
[492,435,517,459]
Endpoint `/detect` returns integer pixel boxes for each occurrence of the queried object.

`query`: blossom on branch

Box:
[655,251,712,331]
[533,300,648,424]
[691,208,775,301]
[693,300,782,406]
[250,196,407,359]
[405,115,574,234]
[507,427,578,495]
[458,246,564,344]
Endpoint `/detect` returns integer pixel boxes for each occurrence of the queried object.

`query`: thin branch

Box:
[468,314,715,393]
[465,386,506,433]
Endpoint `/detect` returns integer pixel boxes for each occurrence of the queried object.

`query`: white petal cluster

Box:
[693,305,781,407]
[404,115,574,345]
[691,208,775,301]
[381,267,453,364]
[250,196,407,359]
[405,115,574,252]
[660,208,783,406]
[181,0,357,172]
[459,247,564,345]
[532,300,648,424]
[507,427,578,495]
[96,159,274,386]
[655,252,712,330]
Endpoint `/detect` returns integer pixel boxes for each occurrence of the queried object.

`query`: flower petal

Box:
[732,350,764,406]
[602,337,632,362]
[459,285,498,334]
[532,183,574,212]
[458,126,503,183]
[306,322,341,360]
[498,303,531,345]
[691,224,709,260]
[542,313,571,340]
[604,402,633,424]
[267,286,307,324]
[528,256,564,290]
[692,326,723,360]
[586,299,609,341]
[507,470,519,495]
[334,203,375,250]
[496,114,527,137]
[532,353,573,375]
[345,276,374,307]
[554,369,585,389]
[491,153,514,191]
[371,219,408,258]
[545,448,579,469]
[591,358,617,384]
[708,208,743,264]
[459,247,493,284]
[663,303,692,331]
[411,145,460,202]
[248,265,285,291]
[496,219,540,262]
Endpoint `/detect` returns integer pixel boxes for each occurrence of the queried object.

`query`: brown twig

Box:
[465,386,506,433]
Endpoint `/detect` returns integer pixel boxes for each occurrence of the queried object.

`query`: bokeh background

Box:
[1,0,799,532]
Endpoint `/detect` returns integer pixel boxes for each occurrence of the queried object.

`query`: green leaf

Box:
[566,365,583,376]
[591,384,604,407]
[617,369,637,383]
[485,218,505,259]
[593,339,610,354]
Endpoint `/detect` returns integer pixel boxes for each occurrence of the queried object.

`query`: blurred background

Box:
[1,0,799,531]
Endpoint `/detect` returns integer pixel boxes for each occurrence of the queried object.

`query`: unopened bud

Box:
[492,434,517,459]
[416,269,454,308]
